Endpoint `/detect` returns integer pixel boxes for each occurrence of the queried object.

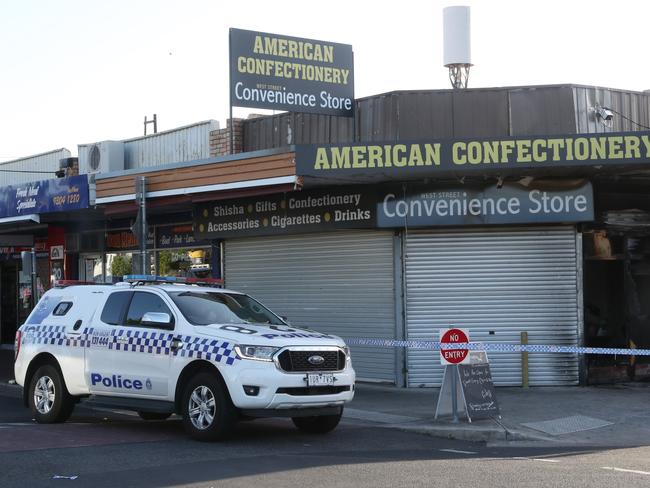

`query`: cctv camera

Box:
[597,107,614,121]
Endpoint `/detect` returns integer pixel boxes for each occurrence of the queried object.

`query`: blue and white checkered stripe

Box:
[22,325,240,366]
[109,329,173,355]
[23,325,91,348]
[175,336,239,365]
[346,338,650,356]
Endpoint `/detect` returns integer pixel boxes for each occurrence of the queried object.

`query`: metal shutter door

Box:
[225,231,397,383]
[406,226,579,387]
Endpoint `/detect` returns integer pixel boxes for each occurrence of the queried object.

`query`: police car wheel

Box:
[29,365,75,423]
[181,372,236,441]
[138,411,172,421]
[292,409,343,434]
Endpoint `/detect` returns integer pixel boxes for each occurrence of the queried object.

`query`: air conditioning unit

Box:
[80,141,125,176]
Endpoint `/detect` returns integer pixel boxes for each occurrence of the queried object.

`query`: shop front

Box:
[0,175,89,344]
[76,221,215,283]
[194,188,399,384]
[194,180,594,386]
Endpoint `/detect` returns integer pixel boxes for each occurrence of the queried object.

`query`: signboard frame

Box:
[229,28,355,118]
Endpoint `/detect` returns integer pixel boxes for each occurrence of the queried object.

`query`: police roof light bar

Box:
[122,275,224,287]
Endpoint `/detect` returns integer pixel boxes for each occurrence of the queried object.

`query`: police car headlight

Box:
[234,345,280,362]
[344,346,352,364]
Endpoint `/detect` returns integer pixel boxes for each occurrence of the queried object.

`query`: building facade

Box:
[4,84,650,388]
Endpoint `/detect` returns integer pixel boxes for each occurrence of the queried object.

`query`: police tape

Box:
[345,338,650,356]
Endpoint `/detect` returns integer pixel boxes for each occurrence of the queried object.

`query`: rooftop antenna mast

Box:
[144,114,158,136]
[443,6,472,89]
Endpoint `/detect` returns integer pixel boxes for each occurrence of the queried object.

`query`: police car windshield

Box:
[167,291,285,326]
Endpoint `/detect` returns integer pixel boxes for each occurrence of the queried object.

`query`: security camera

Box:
[597,107,614,121]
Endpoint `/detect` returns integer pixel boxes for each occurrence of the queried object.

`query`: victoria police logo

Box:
[307,355,325,366]
[145,378,152,390]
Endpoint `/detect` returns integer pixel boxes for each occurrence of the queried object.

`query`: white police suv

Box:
[14,276,355,441]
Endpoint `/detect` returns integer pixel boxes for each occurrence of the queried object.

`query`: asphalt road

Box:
[2,383,650,488]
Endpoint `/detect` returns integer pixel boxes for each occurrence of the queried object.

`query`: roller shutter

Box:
[225,231,397,383]
[405,226,579,387]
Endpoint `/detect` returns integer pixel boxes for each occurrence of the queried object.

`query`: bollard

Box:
[521,331,529,389]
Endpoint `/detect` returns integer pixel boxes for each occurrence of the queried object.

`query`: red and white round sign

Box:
[439,328,470,365]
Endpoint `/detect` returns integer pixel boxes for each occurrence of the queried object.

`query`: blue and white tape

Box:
[345,338,650,356]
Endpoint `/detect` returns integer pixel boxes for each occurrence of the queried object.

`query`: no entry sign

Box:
[440,328,470,365]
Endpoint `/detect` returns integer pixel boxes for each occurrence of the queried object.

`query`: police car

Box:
[14,276,355,441]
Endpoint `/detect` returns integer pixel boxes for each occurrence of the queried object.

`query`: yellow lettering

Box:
[383,145,393,167]
[424,144,441,166]
[253,36,263,54]
[278,39,288,57]
[482,141,500,164]
[516,140,532,163]
[642,136,650,157]
[314,148,330,170]
[547,139,564,161]
[608,136,623,159]
[500,141,515,163]
[367,146,382,168]
[264,37,277,56]
[331,147,351,169]
[574,138,589,161]
[452,143,466,165]
[532,140,546,162]
[590,137,607,159]
[624,136,641,159]
[352,146,367,168]
[324,45,334,63]
[467,142,482,164]
[393,145,407,167]
[408,145,424,166]
[237,56,246,73]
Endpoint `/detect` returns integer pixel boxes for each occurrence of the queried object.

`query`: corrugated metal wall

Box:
[243,86,650,151]
[573,86,650,134]
[404,226,579,387]
[509,86,577,136]
[78,120,218,174]
[123,120,218,169]
[0,148,71,186]
[224,231,397,383]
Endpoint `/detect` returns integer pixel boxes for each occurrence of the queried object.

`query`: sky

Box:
[0,0,648,162]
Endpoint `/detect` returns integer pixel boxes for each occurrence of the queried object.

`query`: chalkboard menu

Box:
[458,363,500,419]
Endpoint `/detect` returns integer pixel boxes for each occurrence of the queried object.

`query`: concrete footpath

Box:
[3,348,649,447]
[349,382,650,446]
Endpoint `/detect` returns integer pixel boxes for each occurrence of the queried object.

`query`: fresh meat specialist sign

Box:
[194,189,374,239]
[230,28,354,116]
[0,175,89,218]
[296,131,650,177]
[378,182,594,226]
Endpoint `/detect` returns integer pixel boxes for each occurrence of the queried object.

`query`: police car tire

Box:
[28,365,75,424]
[292,409,343,434]
[181,372,236,441]
[138,411,172,421]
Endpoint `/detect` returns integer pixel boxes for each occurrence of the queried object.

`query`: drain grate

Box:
[522,415,613,435]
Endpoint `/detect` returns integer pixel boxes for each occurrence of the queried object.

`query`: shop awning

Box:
[95,149,296,205]
[0,214,40,225]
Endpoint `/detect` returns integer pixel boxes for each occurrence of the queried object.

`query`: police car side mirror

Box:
[141,312,174,329]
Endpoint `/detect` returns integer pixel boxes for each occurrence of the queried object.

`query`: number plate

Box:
[307,373,334,387]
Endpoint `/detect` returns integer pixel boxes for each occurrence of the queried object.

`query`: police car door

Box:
[86,290,175,398]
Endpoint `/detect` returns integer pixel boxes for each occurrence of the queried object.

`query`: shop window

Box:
[157,247,212,278]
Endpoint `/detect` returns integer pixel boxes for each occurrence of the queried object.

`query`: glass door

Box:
[80,254,105,283]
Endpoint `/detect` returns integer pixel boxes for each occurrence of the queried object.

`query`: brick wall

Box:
[209,118,243,156]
